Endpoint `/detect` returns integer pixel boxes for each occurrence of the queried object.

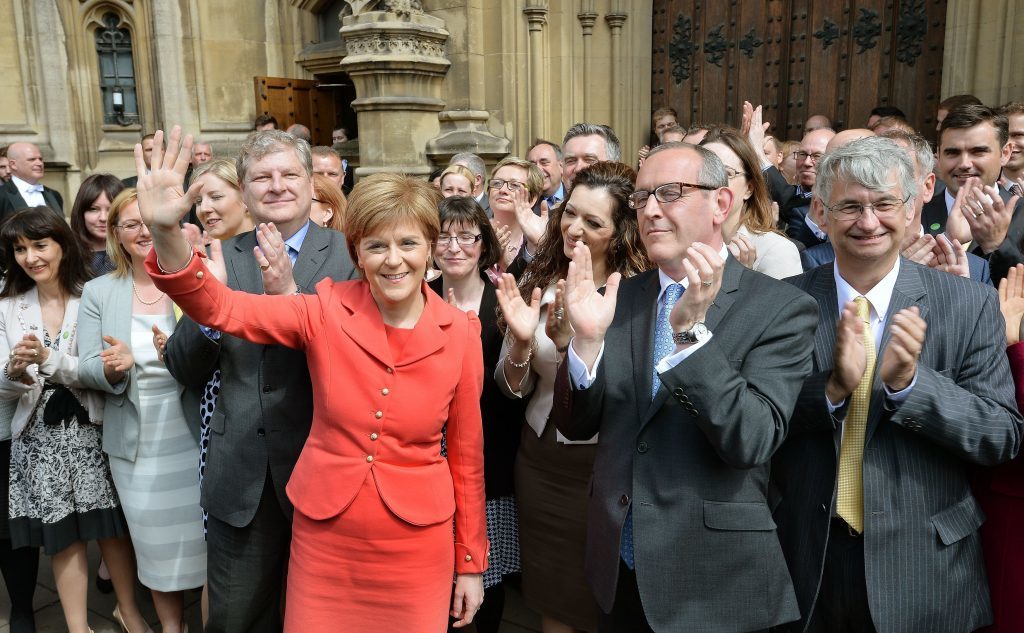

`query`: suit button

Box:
[370,432,379,441]
[381,388,390,395]
[386,367,394,374]
[366,455,374,463]
[619,494,630,506]
[196,271,204,279]
[820,503,828,513]
[465,554,472,562]
[257,428,266,438]
[262,385,271,393]
[673,387,684,397]
[637,441,649,453]
[375,410,383,419]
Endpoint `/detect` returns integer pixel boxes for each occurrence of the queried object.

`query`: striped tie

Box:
[836,296,875,534]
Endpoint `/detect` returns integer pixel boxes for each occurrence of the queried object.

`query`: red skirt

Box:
[284,473,455,632]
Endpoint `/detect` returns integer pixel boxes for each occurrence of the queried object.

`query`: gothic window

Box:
[95,12,139,125]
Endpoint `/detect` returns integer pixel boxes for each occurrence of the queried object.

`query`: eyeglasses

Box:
[488,179,526,192]
[823,195,913,220]
[794,151,825,163]
[724,167,749,180]
[437,233,483,247]
[627,181,717,209]
[115,221,144,234]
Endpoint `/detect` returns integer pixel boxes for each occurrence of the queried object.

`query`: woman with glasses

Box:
[430,196,525,633]
[487,157,545,273]
[0,207,147,633]
[69,174,125,277]
[700,127,803,279]
[311,173,347,232]
[495,162,649,633]
[78,189,205,633]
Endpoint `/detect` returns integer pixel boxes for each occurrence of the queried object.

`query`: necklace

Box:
[132,278,166,305]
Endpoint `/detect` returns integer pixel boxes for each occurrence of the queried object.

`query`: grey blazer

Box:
[78,274,186,462]
[774,260,1023,633]
[554,258,818,632]
[163,223,356,528]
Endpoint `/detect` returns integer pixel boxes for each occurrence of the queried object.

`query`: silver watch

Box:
[672,322,710,345]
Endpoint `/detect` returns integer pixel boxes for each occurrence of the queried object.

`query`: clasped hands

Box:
[946,177,1022,253]
[5,334,48,384]
[826,304,926,405]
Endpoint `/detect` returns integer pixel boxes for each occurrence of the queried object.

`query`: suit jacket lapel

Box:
[41,188,60,212]
[338,281,449,368]
[111,278,133,348]
[865,260,927,445]
[228,231,264,294]
[631,271,660,423]
[292,223,329,292]
[809,266,839,373]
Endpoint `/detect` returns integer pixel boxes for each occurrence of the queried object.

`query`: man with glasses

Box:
[554,141,817,632]
[780,127,836,248]
[774,136,1021,633]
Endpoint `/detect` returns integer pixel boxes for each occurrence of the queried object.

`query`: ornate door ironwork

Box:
[650,0,946,140]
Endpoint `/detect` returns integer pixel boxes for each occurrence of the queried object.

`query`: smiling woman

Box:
[138,129,489,630]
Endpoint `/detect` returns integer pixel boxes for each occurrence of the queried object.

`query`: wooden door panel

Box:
[254,76,336,145]
[651,0,946,142]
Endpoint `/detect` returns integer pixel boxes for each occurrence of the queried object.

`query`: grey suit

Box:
[775,260,1023,633]
[555,258,817,632]
[163,222,355,633]
[800,240,993,285]
[78,274,189,459]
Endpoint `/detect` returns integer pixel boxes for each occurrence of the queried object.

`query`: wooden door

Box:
[254,76,336,146]
[650,0,947,141]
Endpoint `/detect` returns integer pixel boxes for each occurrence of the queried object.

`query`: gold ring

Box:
[701,280,712,288]
[260,264,270,272]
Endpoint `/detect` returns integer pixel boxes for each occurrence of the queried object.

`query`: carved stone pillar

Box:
[340,7,450,178]
[577,7,598,121]
[524,4,549,140]
[605,11,628,136]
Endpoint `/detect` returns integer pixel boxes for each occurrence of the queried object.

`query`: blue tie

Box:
[287,245,298,266]
[621,282,684,569]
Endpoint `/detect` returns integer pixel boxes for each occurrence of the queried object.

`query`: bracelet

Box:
[156,239,196,274]
[506,345,532,369]
[3,363,21,381]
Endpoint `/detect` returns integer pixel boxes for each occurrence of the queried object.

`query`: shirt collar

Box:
[11,175,41,194]
[283,220,311,255]
[944,187,956,214]
[832,257,901,327]
[546,183,565,203]
[656,244,730,303]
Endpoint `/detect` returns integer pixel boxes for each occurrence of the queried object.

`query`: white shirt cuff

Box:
[654,335,712,374]
[567,339,604,389]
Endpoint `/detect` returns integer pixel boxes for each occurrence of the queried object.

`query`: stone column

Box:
[605,10,628,136]
[577,4,598,121]
[340,7,450,178]
[524,4,549,140]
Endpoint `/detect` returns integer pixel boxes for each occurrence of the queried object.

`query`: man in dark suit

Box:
[931,105,1024,282]
[121,133,155,188]
[774,136,1022,633]
[782,127,835,248]
[0,142,63,220]
[163,129,356,633]
[527,139,565,213]
[803,130,992,285]
[555,142,817,632]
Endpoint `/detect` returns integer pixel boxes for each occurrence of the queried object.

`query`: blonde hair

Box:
[490,156,544,199]
[312,173,347,233]
[439,164,475,191]
[106,188,140,278]
[344,173,441,270]
[191,157,239,189]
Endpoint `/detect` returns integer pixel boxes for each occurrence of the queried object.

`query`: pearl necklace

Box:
[132,279,166,305]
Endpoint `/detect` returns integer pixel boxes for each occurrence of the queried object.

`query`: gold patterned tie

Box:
[836,296,875,534]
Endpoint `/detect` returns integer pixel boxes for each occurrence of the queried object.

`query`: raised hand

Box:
[880,307,926,391]
[964,180,1019,253]
[544,279,573,351]
[669,242,724,332]
[495,273,540,344]
[930,234,970,278]
[826,302,869,404]
[564,243,620,366]
[742,101,772,168]
[512,186,546,252]
[727,233,757,269]
[492,222,517,271]
[998,263,1024,345]
[900,233,937,266]
[135,126,203,231]
[152,325,168,362]
[254,223,298,295]
[943,183,973,245]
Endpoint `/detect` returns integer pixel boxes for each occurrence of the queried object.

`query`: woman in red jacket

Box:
[135,127,487,631]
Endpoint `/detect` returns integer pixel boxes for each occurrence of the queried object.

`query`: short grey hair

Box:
[878,130,935,180]
[236,130,313,184]
[814,136,918,206]
[645,142,728,189]
[562,123,622,163]
[450,152,486,179]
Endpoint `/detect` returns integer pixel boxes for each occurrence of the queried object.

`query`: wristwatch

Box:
[672,322,711,345]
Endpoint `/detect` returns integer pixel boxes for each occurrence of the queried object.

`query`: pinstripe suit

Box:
[774,259,1023,633]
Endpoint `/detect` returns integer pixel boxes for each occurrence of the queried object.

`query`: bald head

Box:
[804,114,833,134]
[7,142,44,184]
[825,128,875,153]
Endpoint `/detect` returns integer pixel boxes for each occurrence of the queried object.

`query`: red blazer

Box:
[146,250,488,573]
